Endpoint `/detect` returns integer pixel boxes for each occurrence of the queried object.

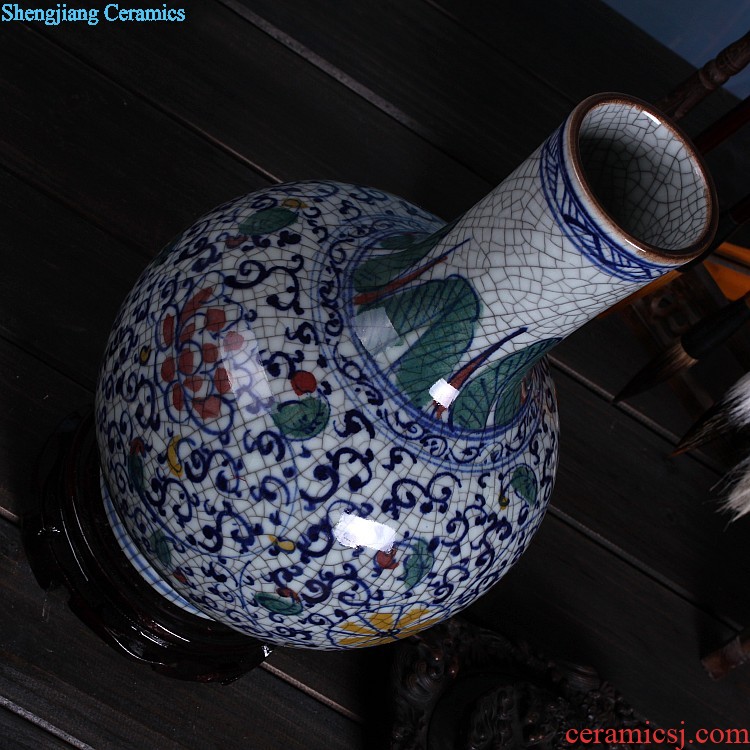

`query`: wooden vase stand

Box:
[22,412,271,684]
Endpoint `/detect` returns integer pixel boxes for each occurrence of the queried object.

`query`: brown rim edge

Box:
[565,92,718,264]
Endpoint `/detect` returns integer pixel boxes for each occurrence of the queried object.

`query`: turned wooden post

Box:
[655,31,750,120]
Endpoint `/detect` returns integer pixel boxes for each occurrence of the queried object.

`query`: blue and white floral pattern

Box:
[96,181,558,649]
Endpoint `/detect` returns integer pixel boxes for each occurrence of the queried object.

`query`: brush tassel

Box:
[721,455,750,520]
[673,371,750,455]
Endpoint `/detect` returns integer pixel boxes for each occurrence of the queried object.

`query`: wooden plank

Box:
[6,468,749,736]
[0,341,91,524]
[0,23,270,252]
[428,1,750,216]
[429,0,740,134]
[0,167,146,391]
[552,367,750,627]
[0,519,365,750]
[229,0,738,175]
[264,643,397,727]
[554,314,714,443]
[219,0,572,184]
[20,5,488,222]
[0,704,78,750]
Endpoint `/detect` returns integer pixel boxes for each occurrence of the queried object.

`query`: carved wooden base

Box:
[390,618,649,749]
[23,413,271,683]
[701,629,750,680]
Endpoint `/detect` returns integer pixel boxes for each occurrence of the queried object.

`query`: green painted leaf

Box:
[451,338,560,430]
[492,375,524,427]
[378,233,420,250]
[352,238,432,294]
[400,539,434,591]
[362,277,479,407]
[452,361,517,431]
[511,465,538,507]
[238,207,297,235]
[352,217,460,294]
[255,592,303,616]
[150,530,172,568]
[271,396,330,439]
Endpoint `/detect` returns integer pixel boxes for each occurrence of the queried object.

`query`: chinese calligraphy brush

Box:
[672,372,750,520]
[672,372,750,457]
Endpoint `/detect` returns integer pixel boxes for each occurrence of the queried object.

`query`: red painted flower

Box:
[376,549,398,570]
[213,367,232,394]
[157,285,244,423]
[202,342,219,363]
[290,370,317,395]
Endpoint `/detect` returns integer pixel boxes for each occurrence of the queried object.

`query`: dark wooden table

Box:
[2,2,750,747]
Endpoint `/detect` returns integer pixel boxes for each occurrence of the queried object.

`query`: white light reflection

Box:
[333,513,397,552]
[219,327,273,410]
[429,378,459,408]
[353,307,400,354]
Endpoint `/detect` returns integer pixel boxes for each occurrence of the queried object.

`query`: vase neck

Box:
[353,94,716,420]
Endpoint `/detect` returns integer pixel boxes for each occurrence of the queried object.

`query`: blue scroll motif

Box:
[539,126,675,282]
[95,180,560,649]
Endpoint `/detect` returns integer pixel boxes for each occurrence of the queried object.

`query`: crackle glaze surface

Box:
[96,181,559,648]
[95,97,712,649]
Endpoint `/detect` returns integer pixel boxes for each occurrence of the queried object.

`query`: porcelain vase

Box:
[94,94,715,650]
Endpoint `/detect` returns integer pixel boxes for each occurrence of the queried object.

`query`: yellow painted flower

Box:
[281,197,308,209]
[267,534,296,552]
[334,606,440,648]
[166,435,183,477]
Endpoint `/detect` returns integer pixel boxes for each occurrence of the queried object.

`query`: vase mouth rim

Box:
[565,92,718,264]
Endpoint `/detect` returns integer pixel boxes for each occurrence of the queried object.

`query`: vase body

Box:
[95,95,715,649]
